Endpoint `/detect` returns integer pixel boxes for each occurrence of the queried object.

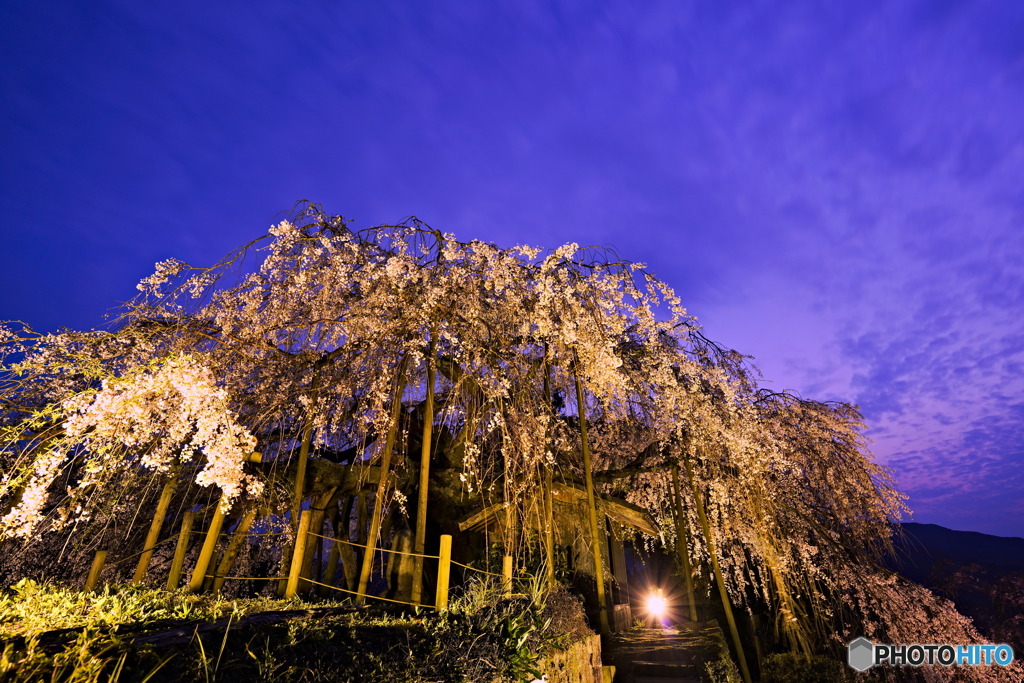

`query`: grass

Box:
[0,577,592,682]
[0,578,301,639]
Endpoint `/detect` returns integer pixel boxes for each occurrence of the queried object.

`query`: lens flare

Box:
[645,591,667,619]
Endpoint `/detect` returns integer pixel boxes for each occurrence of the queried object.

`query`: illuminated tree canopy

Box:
[0,203,1008,676]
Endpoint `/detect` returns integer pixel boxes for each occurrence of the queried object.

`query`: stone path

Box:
[603,622,724,683]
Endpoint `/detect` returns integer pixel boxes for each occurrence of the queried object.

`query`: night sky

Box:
[2,1,1022,538]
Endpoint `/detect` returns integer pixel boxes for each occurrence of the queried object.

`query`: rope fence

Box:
[102,536,177,569]
[83,508,524,609]
[307,531,440,561]
[449,559,503,579]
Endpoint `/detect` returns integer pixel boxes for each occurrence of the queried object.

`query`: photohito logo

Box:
[847,637,1014,671]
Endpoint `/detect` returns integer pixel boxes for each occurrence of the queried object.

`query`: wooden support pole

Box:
[212,508,257,593]
[574,364,611,636]
[286,510,311,599]
[356,358,407,604]
[672,465,699,622]
[279,374,319,595]
[85,550,107,592]
[435,534,452,610]
[609,530,628,605]
[684,459,752,683]
[167,510,194,590]
[299,487,337,595]
[291,380,319,526]
[502,554,513,599]
[543,466,555,587]
[542,347,556,588]
[133,472,179,584]
[411,334,437,605]
[188,503,227,593]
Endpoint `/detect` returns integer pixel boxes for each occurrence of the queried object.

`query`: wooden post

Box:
[167,510,194,590]
[279,375,319,595]
[286,510,311,599]
[609,531,628,605]
[298,487,337,595]
[684,458,752,683]
[212,508,257,593]
[574,364,611,636]
[435,534,452,610]
[291,380,319,527]
[85,550,107,592]
[356,358,407,604]
[188,504,227,592]
[411,334,437,605]
[502,554,513,598]
[542,347,556,588]
[672,465,699,622]
[133,472,179,584]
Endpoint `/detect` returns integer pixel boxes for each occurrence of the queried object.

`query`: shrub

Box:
[760,652,850,683]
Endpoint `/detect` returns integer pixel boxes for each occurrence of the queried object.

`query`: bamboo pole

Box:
[435,534,452,610]
[672,465,699,622]
[188,503,227,592]
[133,471,179,584]
[684,458,752,683]
[356,357,408,604]
[573,363,610,636]
[212,508,257,593]
[167,510,195,590]
[85,550,107,592]
[411,334,437,605]
[286,510,311,599]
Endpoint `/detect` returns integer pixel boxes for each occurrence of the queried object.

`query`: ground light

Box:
[645,588,669,627]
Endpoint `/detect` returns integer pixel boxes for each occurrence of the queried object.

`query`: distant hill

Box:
[887,523,1024,652]
[890,523,1024,584]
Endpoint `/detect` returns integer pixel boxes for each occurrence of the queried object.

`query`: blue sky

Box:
[2,1,1022,537]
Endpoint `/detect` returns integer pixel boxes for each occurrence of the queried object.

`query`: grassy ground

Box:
[0,579,592,682]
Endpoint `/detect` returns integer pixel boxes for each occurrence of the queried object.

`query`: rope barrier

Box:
[215,530,288,538]
[103,536,177,569]
[449,560,503,578]
[305,531,441,561]
[205,575,287,582]
[301,577,431,609]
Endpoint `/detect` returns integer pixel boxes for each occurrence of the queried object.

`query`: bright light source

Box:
[645,591,667,619]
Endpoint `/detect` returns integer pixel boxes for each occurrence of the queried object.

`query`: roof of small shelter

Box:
[456,480,659,537]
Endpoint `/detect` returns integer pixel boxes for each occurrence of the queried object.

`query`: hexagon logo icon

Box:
[848,637,875,672]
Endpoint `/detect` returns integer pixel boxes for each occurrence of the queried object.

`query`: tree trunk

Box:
[323,503,341,591]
